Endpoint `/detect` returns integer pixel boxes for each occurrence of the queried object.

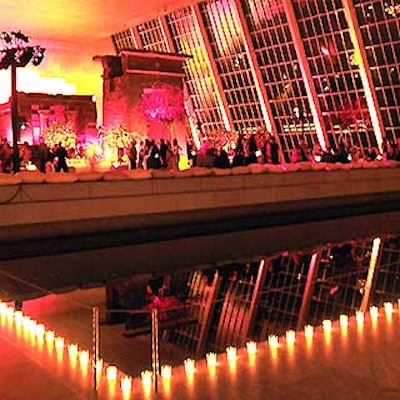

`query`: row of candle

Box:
[0,301,138,399]
[1,300,397,398]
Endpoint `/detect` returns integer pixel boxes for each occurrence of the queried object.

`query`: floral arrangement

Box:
[140,82,186,124]
[42,122,77,149]
[104,125,141,148]
[204,129,238,149]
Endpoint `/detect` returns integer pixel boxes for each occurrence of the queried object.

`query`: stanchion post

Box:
[151,308,160,393]
[92,306,100,392]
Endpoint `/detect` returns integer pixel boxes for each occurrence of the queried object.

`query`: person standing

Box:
[128,139,137,170]
[54,142,69,172]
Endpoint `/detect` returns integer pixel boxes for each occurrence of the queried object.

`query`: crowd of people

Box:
[0,138,69,173]
[1,133,400,174]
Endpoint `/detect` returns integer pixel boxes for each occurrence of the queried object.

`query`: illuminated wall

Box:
[111,0,399,156]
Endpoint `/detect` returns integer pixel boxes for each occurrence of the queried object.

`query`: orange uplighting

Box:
[45,330,55,346]
[268,335,279,349]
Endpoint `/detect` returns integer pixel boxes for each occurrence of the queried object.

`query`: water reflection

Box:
[2,231,400,376]
[101,233,400,356]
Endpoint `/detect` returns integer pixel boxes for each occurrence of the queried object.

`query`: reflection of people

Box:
[54,142,69,172]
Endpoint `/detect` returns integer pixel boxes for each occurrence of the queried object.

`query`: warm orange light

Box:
[304,325,314,339]
[141,370,153,387]
[161,365,172,380]
[184,358,196,374]
[322,320,332,333]
[121,375,132,392]
[45,330,55,345]
[106,365,118,382]
[340,315,349,329]
[226,346,237,362]
[384,302,393,319]
[268,335,279,349]
[286,330,296,346]
[206,352,217,368]
[356,310,364,328]
[246,341,257,355]
[14,311,23,325]
[370,306,379,321]
[35,324,45,339]
[79,350,89,369]
[68,343,78,359]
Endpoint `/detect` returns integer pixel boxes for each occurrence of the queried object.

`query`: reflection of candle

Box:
[268,335,279,349]
[206,352,217,368]
[161,365,172,380]
[107,366,118,382]
[322,320,332,333]
[226,346,237,362]
[304,325,314,339]
[246,341,257,355]
[286,330,296,346]
[184,358,195,374]
[384,302,393,319]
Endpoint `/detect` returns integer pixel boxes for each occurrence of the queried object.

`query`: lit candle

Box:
[246,341,257,355]
[35,324,45,339]
[106,365,118,382]
[141,370,153,386]
[384,302,393,318]
[286,330,296,346]
[268,335,279,349]
[161,365,172,380]
[14,311,23,325]
[370,306,379,321]
[206,352,217,368]
[304,325,314,339]
[28,319,37,336]
[96,358,104,372]
[226,346,237,362]
[322,320,332,333]
[68,343,78,359]
[356,310,364,327]
[340,315,348,329]
[121,375,132,393]
[79,350,89,369]
[45,330,55,345]
[184,358,195,374]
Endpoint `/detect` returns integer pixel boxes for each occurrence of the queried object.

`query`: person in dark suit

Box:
[54,142,69,172]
